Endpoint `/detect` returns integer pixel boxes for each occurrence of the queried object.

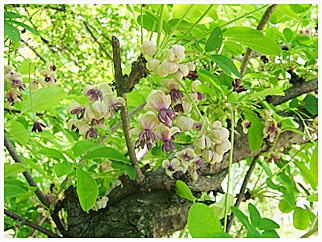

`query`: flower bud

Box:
[210,128,230,141]
[147,59,160,71]
[176,116,193,132]
[210,151,222,164]
[194,135,211,150]
[215,141,231,155]
[260,109,273,119]
[202,149,213,162]
[84,104,95,122]
[161,60,178,74]
[30,80,39,92]
[92,101,108,120]
[178,64,189,76]
[156,64,168,78]
[185,62,196,71]
[171,45,185,64]
[140,41,156,57]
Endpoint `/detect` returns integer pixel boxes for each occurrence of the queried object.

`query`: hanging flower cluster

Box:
[4,65,25,108]
[67,83,124,139]
[194,121,231,164]
[140,40,196,80]
[261,109,281,143]
[162,148,203,181]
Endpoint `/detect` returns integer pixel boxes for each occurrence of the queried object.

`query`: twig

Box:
[82,20,112,61]
[271,78,318,106]
[239,4,278,79]
[300,226,318,238]
[21,39,46,64]
[4,134,68,236]
[112,36,144,182]
[4,209,61,238]
[226,155,258,233]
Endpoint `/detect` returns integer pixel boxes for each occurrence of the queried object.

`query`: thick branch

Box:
[239,4,278,79]
[226,156,258,232]
[112,36,144,182]
[272,78,318,106]
[4,134,68,236]
[4,209,60,238]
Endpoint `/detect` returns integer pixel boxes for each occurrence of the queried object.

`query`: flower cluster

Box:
[91,196,109,212]
[162,148,203,180]
[261,109,281,142]
[67,83,124,139]
[37,62,59,89]
[4,65,25,108]
[194,121,231,164]
[140,41,195,80]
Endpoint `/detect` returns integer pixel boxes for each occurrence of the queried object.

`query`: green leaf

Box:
[310,144,318,182]
[210,55,241,78]
[306,193,318,202]
[83,147,130,163]
[4,22,21,42]
[125,165,136,180]
[188,203,223,238]
[283,28,293,42]
[279,186,295,207]
[21,87,66,114]
[4,11,22,19]
[4,182,29,198]
[22,158,49,180]
[245,88,284,101]
[76,168,98,212]
[18,58,36,75]
[137,14,170,34]
[73,140,100,157]
[230,206,251,229]
[248,203,261,227]
[278,198,294,213]
[302,94,318,116]
[224,27,281,55]
[176,180,195,202]
[39,147,67,161]
[5,20,39,35]
[4,163,27,179]
[212,232,233,238]
[54,163,73,177]
[205,27,222,52]
[242,107,264,152]
[173,4,197,19]
[5,120,28,146]
[289,4,311,13]
[293,161,317,191]
[293,207,310,230]
[266,178,278,190]
[247,226,261,238]
[210,194,234,219]
[258,218,280,230]
[188,32,202,52]
[261,230,280,238]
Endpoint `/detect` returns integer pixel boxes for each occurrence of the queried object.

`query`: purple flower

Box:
[103,93,125,117]
[32,121,46,133]
[154,124,180,153]
[232,78,247,93]
[67,103,86,119]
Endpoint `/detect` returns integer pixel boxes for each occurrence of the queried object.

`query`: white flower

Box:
[140,41,157,57]
[146,59,160,71]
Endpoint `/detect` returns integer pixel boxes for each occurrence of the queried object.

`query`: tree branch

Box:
[226,155,258,232]
[21,39,46,64]
[272,78,318,106]
[239,4,278,79]
[4,134,68,237]
[112,36,144,182]
[82,20,112,61]
[4,209,61,238]
[300,227,318,238]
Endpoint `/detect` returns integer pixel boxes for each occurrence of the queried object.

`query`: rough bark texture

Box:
[55,111,316,238]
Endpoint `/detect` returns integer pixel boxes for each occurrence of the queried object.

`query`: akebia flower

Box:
[32,121,46,133]
[140,41,157,57]
[146,59,160,71]
[232,78,247,93]
[68,103,86,119]
[145,90,175,125]
[131,111,160,150]
[92,100,109,120]
[103,93,125,117]
[241,119,251,134]
[176,116,193,132]
[160,78,184,102]
[192,80,206,101]
[83,85,103,102]
[168,45,185,64]
[260,109,273,119]
[154,124,180,153]
[263,118,280,142]
[175,148,197,163]
[162,158,181,178]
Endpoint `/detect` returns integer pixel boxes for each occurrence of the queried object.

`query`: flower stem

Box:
[156,4,165,51]
[223,108,235,232]
[140,4,143,45]
[28,62,36,122]
[176,78,206,125]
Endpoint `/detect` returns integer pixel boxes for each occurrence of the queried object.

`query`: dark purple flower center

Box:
[32,121,46,133]
[245,122,252,129]
[70,107,85,119]
[169,89,183,102]
[183,69,198,81]
[193,123,202,131]
[158,108,176,125]
[197,92,205,101]
[232,79,247,93]
[182,152,193,161]
[86,127,100,139]
[86,88,103,101]
[109,102,123,116]
[195,159,203,168]
[173,103,184,113]
[91,118,105,125]
[45,76,51,82]
[162,140,176,153]
[168,164,175,172]
[135,130,156,150]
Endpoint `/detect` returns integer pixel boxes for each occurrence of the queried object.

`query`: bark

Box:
[55,111,316,238]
